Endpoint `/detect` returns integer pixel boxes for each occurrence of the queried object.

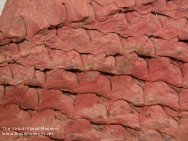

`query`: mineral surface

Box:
[0,0,188,141]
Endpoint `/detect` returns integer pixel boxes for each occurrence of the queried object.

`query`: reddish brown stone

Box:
[74,94,107,123]
[90,33,122,56]
[117,0,135,7]
[45,70,112,98]
[38,89,74,117]
[0,0,67,41]
[50,50,83,70]
[54,28,92,52]
[100,125,136,141]
[144,82,179,110]
[0,104,31,128]
[0,85,4,105]
[0,43,19,63]
[92,1,119,22]
[121,36,155,57]
[136,0,156,5]
[45,69,78,90]
[64,119,98,141]
[54,28,123,56]
[0,0,188,140]
[0,130,19,141]
[107,100,140,129]
[180,89,188,111]
[153,17,186,40]
[139,129,164,141]
[26,70,45,87]
[76,71,111,98]
[30,29,57,45]
[0,65,12,85]
[148,57,182,86]
[9,64,35,85]
[31,109,65,140]
[181,63,188,88]
[116,53,148,79]
[178,24,188,40]
[139,105,179,139]
[180,117,188,141]
[63,0,94,22]
[123,11,158,37]
[89,13,129,35]
[17,45,50,70]
[110,75,144,105]
[163,107,181,123]
[154,37,188,62]
[4,85,38,109]
[82,54,116,73]
[27,136,53,141]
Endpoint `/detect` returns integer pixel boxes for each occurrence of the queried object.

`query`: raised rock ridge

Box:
[0,0,188,141]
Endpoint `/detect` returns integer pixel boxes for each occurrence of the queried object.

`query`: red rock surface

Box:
[0,0,188,141]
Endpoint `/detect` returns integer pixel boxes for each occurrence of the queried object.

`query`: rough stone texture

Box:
[0,0,188,141]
